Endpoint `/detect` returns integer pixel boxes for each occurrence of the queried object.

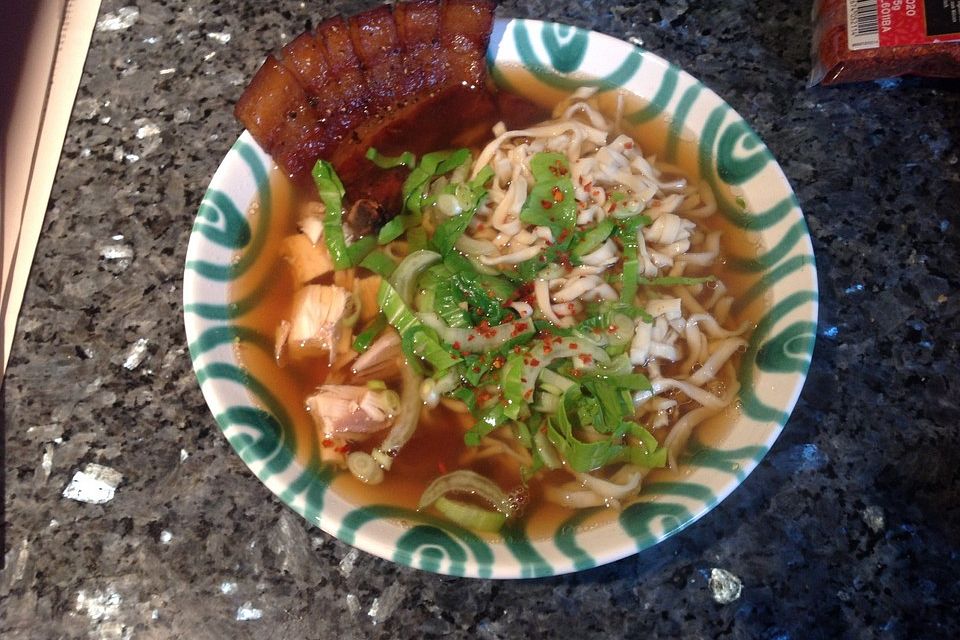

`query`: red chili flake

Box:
[549,160,569,177]
[566,303,575,312]
[624,141,634,149]
[569,342,579,349]
[472,366,481,373]
[467,334,475,342]
[523,388,534,400]
[437,461,448,474]
[583,181,593,192]
[321,437,334,448]
[476,320,497,338]
[513,345,522,354]
[529,357,541,367]
[592,189,600,197]
[552,186,565,203]
[608,324,619,333]
[452,341,461,350]
[540,199,553,210]
[571,368,583,377]
[557,229,570,243]
[578,353,593,364]
[492,355,506,369]
[510,322,529,337]
[608,202,618,213]
[477,390,493,404]
[540,425,548,434]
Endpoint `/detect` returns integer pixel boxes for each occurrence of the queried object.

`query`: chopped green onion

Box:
[464,404,509,446]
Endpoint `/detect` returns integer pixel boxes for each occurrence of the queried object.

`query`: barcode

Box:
[847,0,880,50]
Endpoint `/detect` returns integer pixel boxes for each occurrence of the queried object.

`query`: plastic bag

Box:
[810,0,960,86]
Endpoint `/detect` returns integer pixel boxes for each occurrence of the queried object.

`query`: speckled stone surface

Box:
[3,1,959,638]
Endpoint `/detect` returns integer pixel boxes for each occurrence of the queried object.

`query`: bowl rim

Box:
[184,17,818,579]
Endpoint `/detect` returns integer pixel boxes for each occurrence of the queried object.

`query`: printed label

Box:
[847,0,960,50]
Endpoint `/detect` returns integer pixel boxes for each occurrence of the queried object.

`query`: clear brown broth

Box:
[230,69,767,539]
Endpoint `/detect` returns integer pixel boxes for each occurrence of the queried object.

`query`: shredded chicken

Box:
[305,385,398,436]
[287,285,353,364]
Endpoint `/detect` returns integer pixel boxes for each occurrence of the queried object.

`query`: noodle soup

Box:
[231,78,766,538]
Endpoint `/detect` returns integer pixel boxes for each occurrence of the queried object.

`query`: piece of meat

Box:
[346,199,391,237]
[235,0,503,228]
[305,385,395,436]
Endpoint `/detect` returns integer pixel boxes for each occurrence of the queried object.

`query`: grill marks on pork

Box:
[235,0,497,192]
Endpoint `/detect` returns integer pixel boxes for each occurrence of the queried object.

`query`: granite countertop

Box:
[3,0,959,638]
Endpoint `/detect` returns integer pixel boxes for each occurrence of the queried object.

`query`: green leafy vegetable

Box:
[365,147,416,169]
[352,314,387,353]
[402,149,471,216]
[359,250,397,278]
[518,153,576,232]
[616,215,652,303]
[571,219,616,261]
[312,160,352,270]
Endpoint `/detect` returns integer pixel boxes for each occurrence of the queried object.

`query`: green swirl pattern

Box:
[183,19,818,578]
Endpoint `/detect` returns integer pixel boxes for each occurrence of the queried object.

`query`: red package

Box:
[810,0,960,85]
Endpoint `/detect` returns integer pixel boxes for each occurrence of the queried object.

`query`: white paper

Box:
[2,0,101,379]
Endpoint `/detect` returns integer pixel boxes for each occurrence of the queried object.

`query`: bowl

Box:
[183,18,818,578]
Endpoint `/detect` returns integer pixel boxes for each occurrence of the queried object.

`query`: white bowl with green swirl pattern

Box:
[184,19,817,578]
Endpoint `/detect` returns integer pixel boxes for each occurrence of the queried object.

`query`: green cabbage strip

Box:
[377,279,460,373]
[519,152,576,233]
[312,160,352,270]
[358,250,397,278]
[352,314,387,353]
[571,219,616,262]
[378,215,413,245]
[616,215,651,303]
[345,235,376,266]
[403,148,471,216]
[376,149,473,246]
[418,313,535,353]
[365,147,416,169]
[390,249,441,305]
[500,337,609,420]
[430,166,494,256]
[545,383,666,472]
